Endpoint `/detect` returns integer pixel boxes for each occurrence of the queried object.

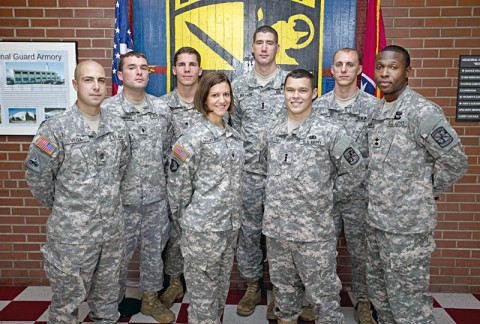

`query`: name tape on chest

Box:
[35,136,56,155]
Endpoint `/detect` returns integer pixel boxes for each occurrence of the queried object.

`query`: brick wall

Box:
[1,1,479,293]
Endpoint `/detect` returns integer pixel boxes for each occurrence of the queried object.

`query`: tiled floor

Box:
[0,286,479,323]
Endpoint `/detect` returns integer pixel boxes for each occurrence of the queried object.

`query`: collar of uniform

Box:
[246,66,284,90]
[119,92,152,114]
[291,112,316,139]
[200,116,226,138]
[169,88,195,110]
[329,89,362,115]
[71,103,99,137]
[375,86,410,120]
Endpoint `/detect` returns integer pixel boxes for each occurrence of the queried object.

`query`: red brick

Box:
[410,8,441,16]
[394,18,425,28]
[60,18,89,28]
[46,29,75,38]
[457,17,480,27]
[29,0,56,6]
[45,9,74,17]
[441,28,472,37]
[409,28,440,37]
[33,18,60,27]
[90,18,114,28]
[439,267,470,276]
[425,0,457,5]
[441,7,474,16]
[394,0,427,6]
[75,8,106,17]
[59,0,88,6]
[20,28,48,38]
[442,249,471,258]
[14,9,44,17]
[0,0,27,5]
[76,29,106,38]
[456,258,480,267]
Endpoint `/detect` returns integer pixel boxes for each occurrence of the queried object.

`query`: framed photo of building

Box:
[0,41,77,135]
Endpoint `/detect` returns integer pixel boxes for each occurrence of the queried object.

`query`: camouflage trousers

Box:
[333,188,369,302]
[163,210,183,276]
[266,237,344,323]
[366,224,436,323]
[42,236,124,324]
[182,229,238,324]
[119,199,170,299]
[236,171,265,282]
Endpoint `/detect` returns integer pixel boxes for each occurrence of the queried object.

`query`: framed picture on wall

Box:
[0,41,77,135]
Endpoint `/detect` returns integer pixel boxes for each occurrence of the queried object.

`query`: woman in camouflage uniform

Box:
[167,72,245,324]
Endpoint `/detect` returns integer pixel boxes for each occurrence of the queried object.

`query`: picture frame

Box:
[0,41,77,135]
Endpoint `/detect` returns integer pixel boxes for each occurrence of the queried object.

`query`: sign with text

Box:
[456,55,480,122]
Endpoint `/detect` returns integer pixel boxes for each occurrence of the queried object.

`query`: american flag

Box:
[360,0,386,98]
[112,0,133,95]
[35,136,56,155]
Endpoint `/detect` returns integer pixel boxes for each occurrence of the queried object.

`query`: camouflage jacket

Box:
[313,89,379,159]
[161,88,203,141]
[167,117,244,232]
[262,113,365,242]
[231,67,289,175]
[24,104,130,244]
[102,92,173,205]
[367,86,468,234]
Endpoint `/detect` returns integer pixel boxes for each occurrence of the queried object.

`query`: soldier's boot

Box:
[237,281,262,316]
[141,291,175,323]
[159,275,184,309]
[278,319,297,324]
[354,301,376,324]
[299,304,316,321]
[266,285,277,320]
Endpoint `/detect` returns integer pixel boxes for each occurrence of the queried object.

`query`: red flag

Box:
[361,0,386,98]
[112,0,133,95]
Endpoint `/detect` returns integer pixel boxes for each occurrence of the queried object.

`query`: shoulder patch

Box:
[35,136,56,155]
[343,147,360,165]
[173,144,189,161]
[170,157,180,173]
[26,155,41,174]
[431,126,453,148]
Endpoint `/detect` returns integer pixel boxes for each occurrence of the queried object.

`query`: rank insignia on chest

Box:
[35,136,56,155]
[173,144,189,161]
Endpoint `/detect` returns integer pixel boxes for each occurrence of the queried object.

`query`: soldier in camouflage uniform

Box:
[231,25,289,319]
[159,47,203,308]
[263,69,365,324]
[167,72,244,324]
[101,51,175,323]
[24,60,130,323]
[366,45,468,323]
[313,48,378,324]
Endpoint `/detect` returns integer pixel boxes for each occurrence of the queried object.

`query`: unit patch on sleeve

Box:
[431,126,453,148]
[343,147,360,165]
[35,136,56,155]
[173,144,189,161]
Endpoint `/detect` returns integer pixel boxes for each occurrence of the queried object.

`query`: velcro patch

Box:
[431,126,453,148]
[35,136,56,155]
[343,147,360,165]
[26,155,41,174]
[170,157,180,173]
[173,144,189,161]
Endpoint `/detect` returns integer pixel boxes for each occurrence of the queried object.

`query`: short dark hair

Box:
[333,47,362,65]
[174,47,201,67]
[379,45,410,67]
[118,51,148,72]
[194,72,234,116]
[253,25,278,44]
[284,69,316,90]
